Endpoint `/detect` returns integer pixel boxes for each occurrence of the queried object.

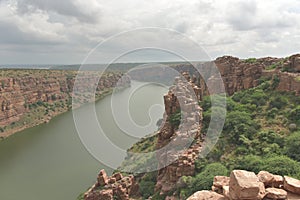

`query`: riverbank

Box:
[0,69,130,140]
[0,88,115,140]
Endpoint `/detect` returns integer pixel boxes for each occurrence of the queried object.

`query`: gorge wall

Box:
[83,54,300,200]
[0,70,129,138]
[155,54,300,196]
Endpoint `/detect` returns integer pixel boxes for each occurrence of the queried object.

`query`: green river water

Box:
[0,81,168,200]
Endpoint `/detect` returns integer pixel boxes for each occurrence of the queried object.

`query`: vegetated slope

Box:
[81,54,300,200]
[123,78,300,199]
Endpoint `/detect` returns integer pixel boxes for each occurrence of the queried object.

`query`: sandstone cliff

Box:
[0,70,129,138]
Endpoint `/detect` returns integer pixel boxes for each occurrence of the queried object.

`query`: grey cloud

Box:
[226,0,295,31]
[0,21,64,45]
[16,0,99,23]
[226,0,258,31]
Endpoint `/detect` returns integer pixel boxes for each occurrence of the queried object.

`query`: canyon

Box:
[83,54,300,200]
[0,70,130,138]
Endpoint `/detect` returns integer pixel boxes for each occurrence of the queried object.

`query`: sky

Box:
[0,0,300,64]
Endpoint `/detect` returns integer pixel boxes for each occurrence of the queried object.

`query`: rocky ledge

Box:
[187,170,300,200]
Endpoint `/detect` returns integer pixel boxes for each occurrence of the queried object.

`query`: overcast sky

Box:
[0,0,300,64]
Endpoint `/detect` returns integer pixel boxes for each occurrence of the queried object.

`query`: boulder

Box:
[257,171,274,187]
[273,175,284,188]
[283,176,300,194]
[187,190,226,200]
[213,176,230,188]
[265,188,287,199]
[229,170,263,200]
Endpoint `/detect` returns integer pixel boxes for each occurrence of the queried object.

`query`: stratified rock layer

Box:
[0,70,130,137]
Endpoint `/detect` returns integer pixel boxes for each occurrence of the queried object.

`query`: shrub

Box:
[289,106,300,124]
[224,111,258,143]
[169,110,181,128]
[285,132,300,162]
[231,155,265,173]
[139,172,157,199]
[244,58,257,63]
[191,163,228,192]
[271,75,280,89]
[263,155,300,178]
[269,96,287,109]
[139,180,155,199]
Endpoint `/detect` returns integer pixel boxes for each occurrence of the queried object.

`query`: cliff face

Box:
[84,54,300,200]
[155,73,203,194]
[0,70,129,137]
[154,54,300,196]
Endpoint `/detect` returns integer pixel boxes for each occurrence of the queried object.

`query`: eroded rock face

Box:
[155,74,203,194]
[0,70,130,136]
[84,170,139,200]
[284,176,300,195]
[229,170,264,200]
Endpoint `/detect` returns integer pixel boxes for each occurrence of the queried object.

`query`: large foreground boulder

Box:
[229,170,265,200]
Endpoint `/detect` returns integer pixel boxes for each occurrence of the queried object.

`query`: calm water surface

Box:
[0,81,168,200]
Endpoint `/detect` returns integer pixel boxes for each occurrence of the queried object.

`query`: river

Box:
[0,81,168,200]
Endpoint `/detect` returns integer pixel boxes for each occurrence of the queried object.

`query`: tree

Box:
[224,111,258,143]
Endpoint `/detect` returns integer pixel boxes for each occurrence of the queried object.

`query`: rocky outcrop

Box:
[0,70,130,137]
[155,73,203,194]
[84,54,300,200]
[188,170,300,200]
[84,170,139,200]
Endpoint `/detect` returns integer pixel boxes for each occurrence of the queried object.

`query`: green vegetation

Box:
[120,75,300,198]
[179,163,228,199]
[295,76,300,82]
[244,58,257,64]
[139,172,157,199]
[169,110,181,128]
[266,63,278,70]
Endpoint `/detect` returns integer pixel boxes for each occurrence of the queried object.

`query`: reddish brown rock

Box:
[84,170,138,200]
[283,176,300,195]
[229,170,263,200]
[84,189,113,200]
[258,171,275,187]
[213,176,230,188]
[287,191,300,200]
[97,169,109,186]
[265,188,287,199]
[273,175,284,188]
[187,190,226,200]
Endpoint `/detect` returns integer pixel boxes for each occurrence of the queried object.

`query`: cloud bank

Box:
[0,0,300,64]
